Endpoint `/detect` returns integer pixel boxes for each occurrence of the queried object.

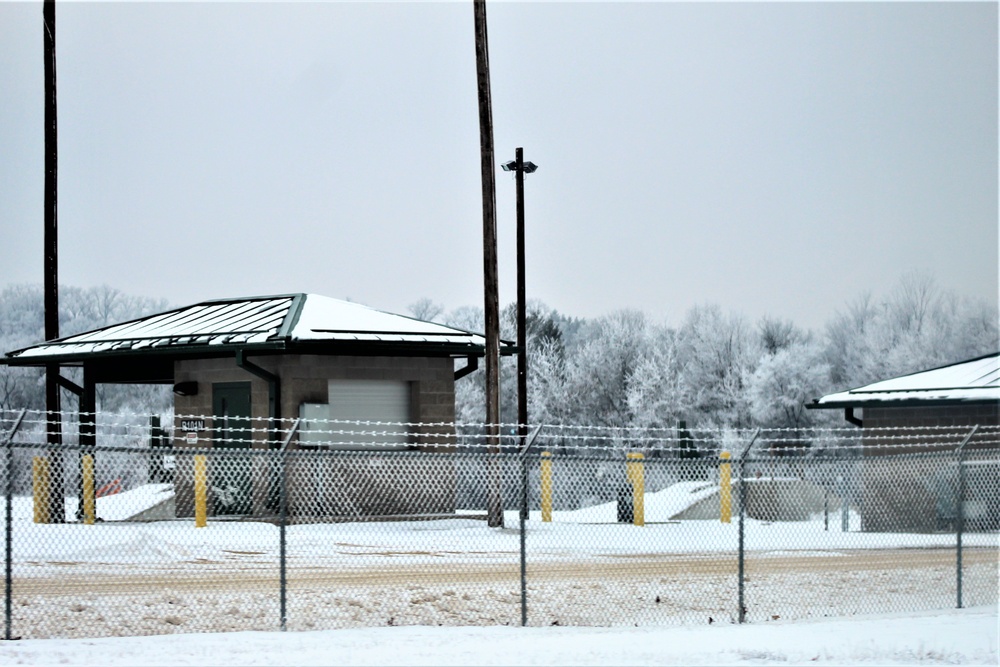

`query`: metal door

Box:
[212,382,253,515]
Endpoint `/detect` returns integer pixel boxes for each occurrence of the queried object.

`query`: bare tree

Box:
[407,298,444,323]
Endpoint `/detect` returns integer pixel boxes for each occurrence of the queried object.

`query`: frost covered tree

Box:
[407,298,445,323]
[626,326,686,430]
[824,273,998,389]
[0,284,170,413]
[447,301,570,433]
[439,272,993,436]
[561,310,654,431]
[748,339,831,430]
[527,337,571,426]
[676,305,760,428]
[758,316,804,355]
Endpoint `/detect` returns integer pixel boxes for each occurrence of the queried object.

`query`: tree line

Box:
[0,274,995,433]
[430,273,997,432]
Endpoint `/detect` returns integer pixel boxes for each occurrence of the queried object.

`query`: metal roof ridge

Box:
[276,294,309,341]
[192,292,306,305]
[833,351,1000,394]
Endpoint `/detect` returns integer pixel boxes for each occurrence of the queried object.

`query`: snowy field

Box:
[2,486,998,639]
[0,608,996,666]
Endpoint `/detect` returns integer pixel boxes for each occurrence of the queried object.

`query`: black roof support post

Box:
[454,356,479,381]
[53,372,96,521]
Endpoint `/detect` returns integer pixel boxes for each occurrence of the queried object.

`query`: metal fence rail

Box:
[1,410,997,639]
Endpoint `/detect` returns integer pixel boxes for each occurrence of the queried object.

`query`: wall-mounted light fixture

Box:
[173,381,199,397]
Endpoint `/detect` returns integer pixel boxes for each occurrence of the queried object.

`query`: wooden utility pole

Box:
[473,0,503,528]
[43,0,65,523]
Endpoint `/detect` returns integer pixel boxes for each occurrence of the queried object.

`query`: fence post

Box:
[836,473,849,532]
[737,430,759,624]
[280,447,287,631]
[32,457,51,524]
[518,427,542,627]
[194,454,208,528]
[627,452,644,526]
[278,419,299,632]
[719,451,732,523]
[81,454,95,525]
[823,486,829,532]
[149,415,162,483]
[4,410,26,642]
[955,426,978,609]
[540,451,552,523]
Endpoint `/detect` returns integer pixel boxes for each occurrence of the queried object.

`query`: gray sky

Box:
[1,1,996,330]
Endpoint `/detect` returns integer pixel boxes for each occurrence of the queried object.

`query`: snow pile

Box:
[534,480,719,523]
[94,483,174,521]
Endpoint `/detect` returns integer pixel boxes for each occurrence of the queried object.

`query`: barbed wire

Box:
[4,408,996,453]
[6,408,997,432]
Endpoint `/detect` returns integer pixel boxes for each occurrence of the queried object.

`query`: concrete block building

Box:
[4,293,512,520]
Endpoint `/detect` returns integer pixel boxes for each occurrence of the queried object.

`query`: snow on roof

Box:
[5,294,491,362]
[813,353,1000,407]
[292,294,482,345]
[8,296,293,359]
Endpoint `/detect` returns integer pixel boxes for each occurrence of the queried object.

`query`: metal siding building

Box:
[810,353,1000,532]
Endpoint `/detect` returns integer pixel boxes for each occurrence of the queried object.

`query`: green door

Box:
[212,382,253,515]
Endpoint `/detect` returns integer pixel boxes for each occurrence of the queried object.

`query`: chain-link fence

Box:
[2,409,997,639]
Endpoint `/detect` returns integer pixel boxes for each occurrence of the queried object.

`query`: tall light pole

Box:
[503,149,537,524]
[502,149,538,452]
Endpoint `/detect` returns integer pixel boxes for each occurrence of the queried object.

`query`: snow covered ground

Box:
[0,607,996,666]
[3,487,997,639]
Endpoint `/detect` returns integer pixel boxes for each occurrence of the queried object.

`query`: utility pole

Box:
[43,0,65,523]
[473,0,503,527]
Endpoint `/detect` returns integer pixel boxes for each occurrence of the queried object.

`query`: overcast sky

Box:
[1,1,996,330]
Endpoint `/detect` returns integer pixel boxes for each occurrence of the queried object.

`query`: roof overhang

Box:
[809,352,1000,411]
[808,395,1000,410]
[2,294,515,383]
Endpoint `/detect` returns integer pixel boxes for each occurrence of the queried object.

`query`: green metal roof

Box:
[4,294,513,367]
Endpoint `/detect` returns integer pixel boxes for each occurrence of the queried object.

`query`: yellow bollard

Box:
[81,454,96,525]
[719,451,732,523]
[627,452,645,526]
[194,454,208,528]
[540,451,553,523]
[33,456,51,524]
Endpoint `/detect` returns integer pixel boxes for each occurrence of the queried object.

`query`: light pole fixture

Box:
[501,159,538,174]
[502,148,538,460]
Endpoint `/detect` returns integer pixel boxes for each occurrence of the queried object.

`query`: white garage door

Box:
[327,379,411,449]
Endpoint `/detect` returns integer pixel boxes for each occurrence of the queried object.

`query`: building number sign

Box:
[182,418,206,445]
